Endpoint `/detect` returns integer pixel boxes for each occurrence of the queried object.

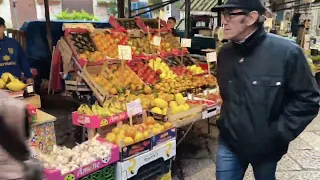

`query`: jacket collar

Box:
[232,26,267,56]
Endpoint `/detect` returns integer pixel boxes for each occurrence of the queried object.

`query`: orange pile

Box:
[92,32,126,58]
[105,116,173,146]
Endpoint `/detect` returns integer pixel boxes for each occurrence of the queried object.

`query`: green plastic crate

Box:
[80,164,115,180]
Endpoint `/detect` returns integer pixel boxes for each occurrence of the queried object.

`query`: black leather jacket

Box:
[217,27,320,162]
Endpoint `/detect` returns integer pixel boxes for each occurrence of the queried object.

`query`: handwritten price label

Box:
[152,36,161,46]
[118,45,132,60]
[181,38,191,48]
[206,52,217,62]
[126,99,143,117]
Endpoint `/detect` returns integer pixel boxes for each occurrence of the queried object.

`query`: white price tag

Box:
[152,36,161,46]
[206,52,217,62]
[181,38,191,47]
[126,99,143,117]
[118,45,132,60]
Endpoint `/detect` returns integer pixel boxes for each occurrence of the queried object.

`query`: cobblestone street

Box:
[173,115,320,180]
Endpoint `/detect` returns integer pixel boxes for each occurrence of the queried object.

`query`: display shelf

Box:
[116,139,176,180]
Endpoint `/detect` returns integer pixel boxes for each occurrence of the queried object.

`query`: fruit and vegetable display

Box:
[157,33,181,52]
[39,136,112,174]
[130,60,160,85]
[92,64,145,95]
[92,31,127,59]
[77,99,127,116]
[127,36,158,55]
[171,66,193,77]
[105,116,173,146]
[0,72,26,92]
[187,65,205,75]
[150,93,190,115]
[149,58,177,79]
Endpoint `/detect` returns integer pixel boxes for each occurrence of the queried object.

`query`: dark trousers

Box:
[216,140,277,180]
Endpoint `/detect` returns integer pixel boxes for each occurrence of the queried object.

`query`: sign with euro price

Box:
[118,45,132,60]
[152,36,161,46]
[126,99,143,117]
[181,38,191,48]
[206,52,217,62]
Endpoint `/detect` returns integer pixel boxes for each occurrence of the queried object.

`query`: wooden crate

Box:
[167,104,203,122]
[80,65,108,104]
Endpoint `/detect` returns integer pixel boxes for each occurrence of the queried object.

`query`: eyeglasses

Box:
[222,11,249,21]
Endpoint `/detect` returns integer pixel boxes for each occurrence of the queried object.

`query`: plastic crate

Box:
[80,165,115,180]
[129,158,171,180]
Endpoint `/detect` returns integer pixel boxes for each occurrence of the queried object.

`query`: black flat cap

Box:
[212,0,266,13]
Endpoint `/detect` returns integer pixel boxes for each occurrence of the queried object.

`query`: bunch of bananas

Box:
[77,98,127,117]
[77,104,94,115]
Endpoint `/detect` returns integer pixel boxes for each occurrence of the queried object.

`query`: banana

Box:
[109,107,123,114]
[77,104,85,113]
[113,100,122,110]
[121,102,127,111]
[83,105,93,116]
[96,105,105,116]
[103,107,115,116]
[91,104,99,115]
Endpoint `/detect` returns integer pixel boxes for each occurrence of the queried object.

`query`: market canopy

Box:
[180,0,227,12]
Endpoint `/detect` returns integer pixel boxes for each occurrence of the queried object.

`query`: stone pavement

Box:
[173,115,320,180]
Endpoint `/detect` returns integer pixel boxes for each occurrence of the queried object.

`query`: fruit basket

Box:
[108,16,127,32]
[43,138,119,180]
[64,28,105,67]
[157,33,183,57]
[91,29,128,60]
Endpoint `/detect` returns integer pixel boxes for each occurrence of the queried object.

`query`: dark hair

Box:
[0,17,5,27]
[292,13,301,22]
[168,17,176,23]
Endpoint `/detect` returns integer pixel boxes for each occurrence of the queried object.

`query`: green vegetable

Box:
[55,9,99,21]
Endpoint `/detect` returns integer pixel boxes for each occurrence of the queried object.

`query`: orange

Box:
[152,128,161,135]
[112,127,120,134]
[164,122,173,130]
[125,127,137,139]
[110,88,118,95]
[143,131,149,139]
[106,133,116,143]
[124,137,134,146]
[134,132,144,143]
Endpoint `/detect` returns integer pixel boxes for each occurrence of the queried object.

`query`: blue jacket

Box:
[0,37,32,78]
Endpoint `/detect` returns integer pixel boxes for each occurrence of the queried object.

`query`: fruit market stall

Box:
[46,16,223,179]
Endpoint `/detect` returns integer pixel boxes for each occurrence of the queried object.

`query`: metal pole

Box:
[217,0,222,27]
[118,0,125,18]
[127,0,131,18]
[185,0,191,38]
[44,0,53,54]
[12,0,19,29]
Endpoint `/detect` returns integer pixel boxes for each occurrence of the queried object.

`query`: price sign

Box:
[181,38,191,47]
[206,52,217,62]
[126,99,143,117]
[118,45,132,60]
[152,36,162,46]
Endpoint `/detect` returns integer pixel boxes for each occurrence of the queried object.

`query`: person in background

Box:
[0,17,33,84]
[291,13,301,37]
[212,0,320,179]
[167,17,179,37]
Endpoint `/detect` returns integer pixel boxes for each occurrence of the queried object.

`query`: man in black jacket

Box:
[212,0,320,180]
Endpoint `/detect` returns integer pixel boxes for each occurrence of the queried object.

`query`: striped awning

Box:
[180,0,227,12]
